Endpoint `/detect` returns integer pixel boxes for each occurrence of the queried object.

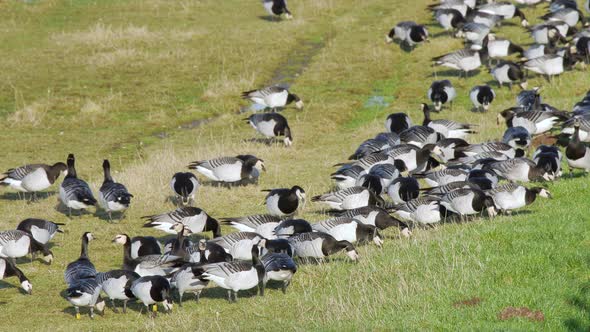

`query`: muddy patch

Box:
[453,297,482,308]
[498,306,545,322]
[152,116,219,139]
[269,36,329,85]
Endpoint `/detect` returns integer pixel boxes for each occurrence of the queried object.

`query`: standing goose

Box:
[491,61,528,89]
[487,183,551,214]
[399,126,440,148]
[498,109,567,135]
[470,85,495,112]
[130,276,173,315]
[389,197,442,226]
[312,218,384,247]
[221,214,282,239]
[440,188,497,220]
[95,269,139,313]
[209,232,263,261]
[288,232,359,261]
[264,186,306,217]
[0,162,67,199]
[311,186,383,211]
[432,49,485,77]
[338,206,411,236]
[387,176,420,204]
[273,219,313,238]
[478,1,528,26]
[99,160,132,220]
[566,119,590,175]
[260,252,296,294]
[427,80,456,111]
[523,54,569,80]
[112,234,179,277]
[485,35,524,60]
[112,234,161,260]
[484,158,554,182]
[59,154,96,216]
[0,257,32,294]
[386,21,429,48]
[170,172,199,206]
[202,244,266,302]
[188,155,265,184]
[331,164,364,190]
[16,218,64,245]
[0,230,53,263]
[64,232,96,286]
[435,8,466,32]
[142,207,221,237]
[261,0,293,20]
[170,263,208,305]
[65,278,105,319]
[457,22,490,46]
[185,239,233,264]
[247,113,293,146]
[241,86,303,111]
[385,113,413,134]
[421,103,476,138]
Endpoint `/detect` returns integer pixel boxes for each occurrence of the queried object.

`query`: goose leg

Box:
[68,207,72,218]
[89,307,95,319]
[111,299,119,313]
[227,290,232,302]
[108,211,112,222]
[282,280,290,294]
[123,300,128,313]
[75,306,81,319]
[258,281,265,297]
[178,292,183,307]
[195,291,201,304]
[233,291,238,302]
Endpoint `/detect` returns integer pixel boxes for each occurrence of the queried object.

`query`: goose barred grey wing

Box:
[422,181,479,195]
[368,164,399,180]
[393,197,439,213]
[315,187,366,202]
[487,182,520,195]
[350,139,391,159]
[61,178,95,203]
[313,217,355,232]
[222,215,281,229]
[143,207,202,225]
[432,119,471,130]
[387,144,418,157]
[0,230,29,243]
[65,260,97,286]
[433,49,475,65]
[353,153,390,169]
[100,182,131,205]
[202,261,252,277]
[241,86,286,99]
[209,232,260,249]
[261,253,296,272]
[2,164,42,180]
[190,157,241,170]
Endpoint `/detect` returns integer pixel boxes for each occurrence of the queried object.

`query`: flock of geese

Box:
[1,0,590,321]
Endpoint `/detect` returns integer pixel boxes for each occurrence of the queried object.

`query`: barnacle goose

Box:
[456,22,490,46]
[529,24,567,45]
[484,158,554,182]
[399,126,440,148]
[99,160,132,220]
[64,232,96,286]
[0,230,53,263]
[386,21,429,48]
[491,61,527,90]
[434,8,466,32]
[421,103,476,138]
[264,186,306,217]
[288,232,359,261]
[0,257,32,294]
[202,244,266,301]
[470,85,495,112]
[65,278,105,319]
[0,162,66,200]
[487,183,551,214]
[429,138,470,162]
[261,0,293,20]
[331,164,365,190]
[502,126,532,150]
[113,234,180,277]
[188,155,265,184]
[498,109,567,135]
[541,7,585,27]
[478,1,529,26]
[357,163,401,195]
[59,154,96,216]
[170,264,208,305]
[221,214,282,239]
[186,239,233,264]
[385,113,413,134]
[338,206,411,236]
[258,238,292,256]
[432,49,486,76]
[273,219,313,238]
[349,132,400,160]
[95,269,139,313]
[247,113,293,146]
[389,197,442,226]
[414,168,469,187]
[427,80,456,111]
[142,207,221,237]
[170,172,199,206]
[566,119,590,174]
[440,188,497,220]
[242,86,303,111]
[111,234,161,260]
[16,218,63,245]
[312,217,384,247]
[260,252,297,294]
[311,186,383,211]
[131,275,173,315]
[387,177,420,204]
[209,232,263,260]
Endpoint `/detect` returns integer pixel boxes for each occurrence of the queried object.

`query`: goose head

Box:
[20,280,32,295]
[112,234,129,245]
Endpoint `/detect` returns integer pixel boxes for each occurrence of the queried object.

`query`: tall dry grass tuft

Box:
[8,101,51,127]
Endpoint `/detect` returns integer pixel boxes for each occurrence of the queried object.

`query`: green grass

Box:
[1,0,590,330]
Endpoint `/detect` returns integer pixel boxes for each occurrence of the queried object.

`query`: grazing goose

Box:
[448,150,510,167]
[170,264,208,305]
[357,163,401,194]
[429,138,470,162]
[440,188,497,219]
[478,1,528,26]
[338,206,411,236]
[0,257,32,294]
[258,238,292,256]
[491,61,527,89]
[262,0,292,19]
[399,126,440,148]
[99,160,132,220]
[312,218,384,247]
[387,176,420,204]
[209,232,263,261]
[273,219,313,238]
[142,207,221,237]
[427,80,456,111]
[487,183,551,214]
[517,87,542,111]
[420,180,483,195]
[386,21,429,47]
[260,252,297,294]
[534,145,563,177]
[222,214,282,239]
[114,235,161,260]
[565,120,590,174]
[385,113,413,134]
[95,269,139,313]
[288,232,359,261]
[457,142,521,159]
[188,155,265,184]
[331,164,364,190]
[0,162,66,199]
[435,8,466,32]
[16,218,63,245]
[241,86,303,111]
[113,234,179,277]
[469,85,495,112]
[414,168,469,187]
[432,49,485,76]
[59,154,96,216]
[523,43,560,60]
[0,230,52,263]
[485,35,524,60]
[131,276,173,315]
[421,103,476,138]
[529,24,567,45]
[523,54,568,79]
[484,158,554,182]
[389,197,442,226]
[185,239,233,264]
[170,172,199,206]
[311,186,383,211]
[264,186,306,217]
[498,109,567,135]
[502,126,532,150]
[247,113,293,146]
[65,278,105,319]
[541,7,585,27]
[457,22,490,45]
[64,232,96,286]
[202,244,266,301]
[349,132,400,160]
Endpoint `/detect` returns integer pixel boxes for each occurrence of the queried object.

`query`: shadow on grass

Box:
[0,191,57,202]
[201,179,258,188]
[242,138,284,146]
[563,258,590,331]
[54,204,95,218]
[430,69,481,78]
[257,15,282,22]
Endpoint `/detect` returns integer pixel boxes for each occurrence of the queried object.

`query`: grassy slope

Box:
[1,0,589,330]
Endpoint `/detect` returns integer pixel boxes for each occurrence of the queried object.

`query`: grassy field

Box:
[1,0,590,330]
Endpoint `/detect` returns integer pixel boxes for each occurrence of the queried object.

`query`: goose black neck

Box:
[122,236,132,264]
[66,154,77,178]
[80,236,89,259]
[422,107,432,126]
[525,188,538,205]
[206,216,222,238]
[103,160,113,183]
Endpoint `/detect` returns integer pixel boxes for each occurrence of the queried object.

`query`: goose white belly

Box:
[132,281,156,305]
[437,13,454,30]
[226,269,259,291]
[256,120,277,137]
[68,292,96,307]
[265,91,288,108]
[341,191,370,210]
[428,123,450,137]
[532,29,549,44]
[185,214,207,233]
[131,241,143,259]
[230,240,257,260]
[504,163,530,182]
[175,269,207,293]
[293,238,325,258]
[534,117,558,134]
[388,182,405,204]
[488,40,510,58]
[212,163,243,182]
[195,166,220,181]
[2,178,26,192]
[567,148,590,170]
[262,0,274,15]
[255,223,279,239]
[448,129,471,139]
[411,202,441,224]
[21,168,51,192]
[459,54,481,71]
[398,150,418,172]
[492,65,510,84]
[450,193,477,215]
[267,270,294,281]
[30,225,52,244]
[0,259,5,279]
[493,189,525,210]
[266,194,285,216]
[326,223,358,243]
[511,118,536,135]
[0,237,30,258]
[102,276,130,300]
